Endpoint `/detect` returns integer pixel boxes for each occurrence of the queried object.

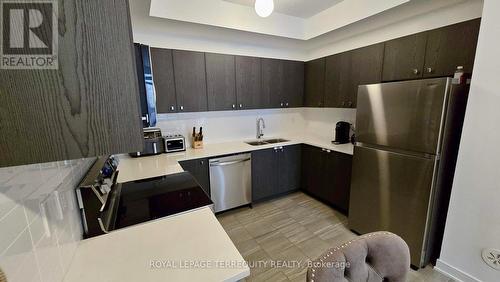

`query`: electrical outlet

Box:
[482,248,500,270]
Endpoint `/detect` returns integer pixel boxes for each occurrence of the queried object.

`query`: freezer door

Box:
[356,78,449,154]
[349,146,435,267]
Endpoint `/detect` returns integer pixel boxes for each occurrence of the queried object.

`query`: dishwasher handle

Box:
[209,158,251,167]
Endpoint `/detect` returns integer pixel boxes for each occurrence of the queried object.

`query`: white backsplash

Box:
[0,159,94,282]
[156,107,356,143]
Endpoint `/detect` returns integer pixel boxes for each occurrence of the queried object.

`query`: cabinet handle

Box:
[170,106,175,111]
[280,102,284,107]
[179,105,184,111]
[347,101,353,107]
[285,102,289,107]
[232,104,236,109]
[412,68,420,75]
[426,67,433,74]
[239,104,243,109]
[200,160,204,165]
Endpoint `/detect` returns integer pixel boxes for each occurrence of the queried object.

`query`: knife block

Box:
[192,140,203,149]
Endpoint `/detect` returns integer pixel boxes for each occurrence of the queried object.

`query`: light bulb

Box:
[255,0,274,18]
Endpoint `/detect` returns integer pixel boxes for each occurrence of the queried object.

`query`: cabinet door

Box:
[262,58,285,108]
[0,0,143,167]
[284,60,305,108]
[277,145,302,194]
[150,48,177,113]
[252,148,279,202]
[301,145,325,198]
[323,151,352,214]
[304,58,325,107]
[235,56,267,109]
[172,50,208,112]
[324,52,351,108]
[205,53,237,111]
[348,43,384,108]
[423,18,481,78]
[179,158,210,195]
[382,33,427,81]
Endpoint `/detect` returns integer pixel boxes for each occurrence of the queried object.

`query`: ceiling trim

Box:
[149,0,410,40]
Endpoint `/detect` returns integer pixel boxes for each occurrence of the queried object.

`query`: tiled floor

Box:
[216,192,454,282]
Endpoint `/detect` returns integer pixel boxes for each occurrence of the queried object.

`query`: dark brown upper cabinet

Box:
[283,60,305,108]
[262,58,285,108]
[304,58,326,107]
[205,53,237,111]
[423,18,481,78]
[262,59,304,108]
[348,43,385,107]
[150,48,177,113]
[0,0,143,167]
[382,33,428,81]
[235,56,267,109]
[324,43,384,108]
[172,50,208,112]
[324,52,351,108]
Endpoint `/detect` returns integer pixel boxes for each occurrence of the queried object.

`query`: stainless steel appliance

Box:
[349,78,470,268]
[209,154,252,212]
[164,134,186,153]
[129,128,165,157]
[333,121,351,144]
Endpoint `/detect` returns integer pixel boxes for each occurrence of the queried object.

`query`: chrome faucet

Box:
[256,117,266,139]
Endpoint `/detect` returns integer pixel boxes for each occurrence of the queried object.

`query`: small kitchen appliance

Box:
[129,128,165,157]
[164,134,186,153]
[333,121,351,144]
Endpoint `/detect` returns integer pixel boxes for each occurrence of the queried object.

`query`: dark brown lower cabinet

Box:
[179,158,210,195]
[301,145,352,214]
[252,145,301,202]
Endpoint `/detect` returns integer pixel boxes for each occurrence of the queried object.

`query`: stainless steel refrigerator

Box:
[349,77,469,268]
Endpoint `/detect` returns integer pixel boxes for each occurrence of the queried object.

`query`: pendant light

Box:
[255,0,274,18]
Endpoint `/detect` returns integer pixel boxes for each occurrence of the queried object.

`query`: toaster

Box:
[164,134,186,153]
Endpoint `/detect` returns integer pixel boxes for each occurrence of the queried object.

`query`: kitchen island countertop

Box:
[64,207,249,282]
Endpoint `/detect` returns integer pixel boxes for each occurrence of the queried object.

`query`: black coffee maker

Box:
[333,121,351,144]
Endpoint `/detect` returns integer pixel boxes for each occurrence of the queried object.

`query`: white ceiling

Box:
[223,0,345,19]
[149,0,411,40]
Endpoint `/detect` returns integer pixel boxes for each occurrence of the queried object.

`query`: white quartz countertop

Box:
[64,207,249,282]
[117,134,353,183]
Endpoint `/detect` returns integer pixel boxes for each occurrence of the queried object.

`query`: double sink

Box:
[245,138,289,146]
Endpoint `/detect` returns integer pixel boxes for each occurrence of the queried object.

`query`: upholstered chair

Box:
[306,231,410,282]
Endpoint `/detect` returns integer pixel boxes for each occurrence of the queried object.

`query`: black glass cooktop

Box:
[113,172,213,230]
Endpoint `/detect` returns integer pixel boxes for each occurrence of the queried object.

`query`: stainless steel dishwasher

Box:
[209,153,252,212]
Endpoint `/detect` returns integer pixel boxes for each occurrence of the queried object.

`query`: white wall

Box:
[0,159,94,282]
[155,108,356,144]
[436,1,500,281]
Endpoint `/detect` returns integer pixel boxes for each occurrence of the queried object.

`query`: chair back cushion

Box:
[306,231,410,282]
